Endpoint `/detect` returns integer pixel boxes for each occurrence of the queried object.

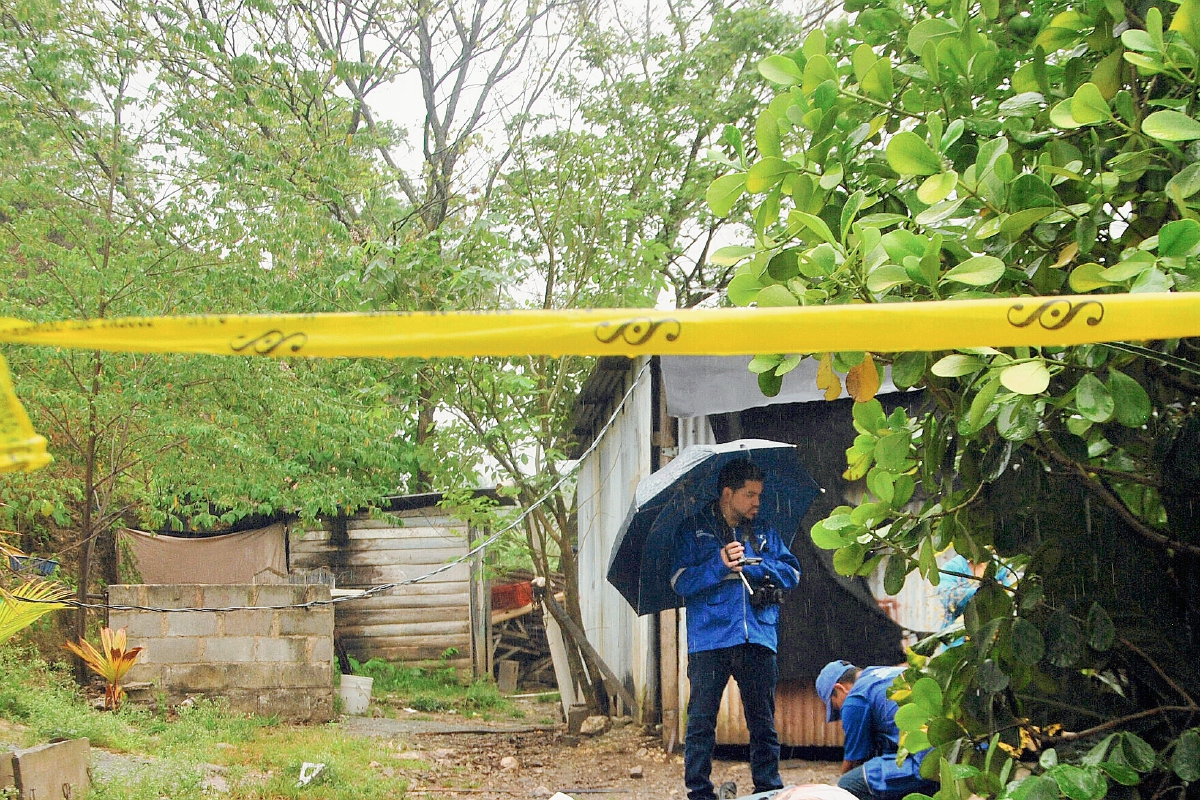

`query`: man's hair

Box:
[718,459,765,494]
[838,666,860,686]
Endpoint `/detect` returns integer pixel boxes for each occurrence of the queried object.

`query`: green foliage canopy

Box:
[710,0,1200,796]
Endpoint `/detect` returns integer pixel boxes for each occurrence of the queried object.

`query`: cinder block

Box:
[109,612,165,639]
[257,689,334,722]
[12,738,90,800]
[134,637,199,665]
[0,751,14,792]
[302,584,332,604]
[252,585,307,608]
[256,636,304,663]
[276,662,333,688]
[222,610,273,636]
[125,662,162,686]
[226,663,283,689]
[497,659,520,694]
[106,585,140,606]
[201,585,253,609]
[202,637,258,663]
[307,636,334,663]
[166,663,234,692]
[277,609,333,636]
[145,585,202,608]
[166,612,218,638]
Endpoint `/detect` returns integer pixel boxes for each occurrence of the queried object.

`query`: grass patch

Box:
[0,646,409,798]
[351,654,519,719]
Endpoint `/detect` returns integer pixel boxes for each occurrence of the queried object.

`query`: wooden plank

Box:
[351,516,465,529]
[338,606,469,625]
[543,592,639,716]
[333,564,470,585]
[295,529,467,546]
[310,581,469,598]
[339,620,471,638]
[333,592,472,611]
[290,547,469,568]
[343,638,468,657]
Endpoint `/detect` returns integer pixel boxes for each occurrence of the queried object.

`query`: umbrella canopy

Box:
[606,439,820,615]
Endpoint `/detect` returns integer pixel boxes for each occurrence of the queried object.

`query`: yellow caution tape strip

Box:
[2,294,1198,474]
[0,354,52,473]
[1,294,1198,358]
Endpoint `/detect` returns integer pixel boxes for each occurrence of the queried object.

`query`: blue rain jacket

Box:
[842,666,939,800]
[669,503,801,654]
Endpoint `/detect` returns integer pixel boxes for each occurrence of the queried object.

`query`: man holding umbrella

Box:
[670,459,802,800]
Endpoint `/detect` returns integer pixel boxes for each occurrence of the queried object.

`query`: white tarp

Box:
[661,356,904,419]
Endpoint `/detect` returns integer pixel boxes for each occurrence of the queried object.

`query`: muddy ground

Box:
[346,699,844,800]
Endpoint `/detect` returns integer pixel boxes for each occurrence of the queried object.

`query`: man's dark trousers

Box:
[684,643,783,800]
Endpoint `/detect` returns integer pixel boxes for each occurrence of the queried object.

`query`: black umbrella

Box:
[606,439,820,616]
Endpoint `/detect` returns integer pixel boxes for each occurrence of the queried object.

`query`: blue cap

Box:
[816,660,855,723]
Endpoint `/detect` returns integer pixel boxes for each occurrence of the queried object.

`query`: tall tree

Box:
[0,0,423,668]
[713,0,1200,794]
[430,0,824,710]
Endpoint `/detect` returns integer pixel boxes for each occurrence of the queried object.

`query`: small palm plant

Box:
[64,627,144,710]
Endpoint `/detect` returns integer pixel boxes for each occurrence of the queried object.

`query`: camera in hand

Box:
[749,576,785,609]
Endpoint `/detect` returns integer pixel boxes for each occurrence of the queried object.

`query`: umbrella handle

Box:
[739,570,754,595]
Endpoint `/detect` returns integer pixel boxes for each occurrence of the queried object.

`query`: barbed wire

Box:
[12,359,652,614]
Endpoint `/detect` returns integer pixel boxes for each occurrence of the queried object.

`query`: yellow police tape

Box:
[0,293,1198,472]
[0,354,52,473]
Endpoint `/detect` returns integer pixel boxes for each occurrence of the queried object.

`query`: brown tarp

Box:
[119,524,288,584]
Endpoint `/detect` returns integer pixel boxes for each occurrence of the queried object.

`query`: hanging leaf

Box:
[758,369,783,397]
[1122,733,1157,772]
[886,131,942,176]
[1075,373,1115,422]
[1142,110,1200,141]
[1069,82,1113,125]
[943,255,1005,285]
[891,352,927,389]
[1173,729,1200,782]
[1046,612,1084,667]
[726,273,764,306]
[756,284,799,307]
[1086,603,1115,651]
[759,55,803,85]
[917,171,957,205]
[1158,219,1200,257]
[1069,263,1115,292]
[977,659,1010,693]
[932,354,986,377]
[1000,361,1051,395]
[1012,617,1046,664]
[707,173,748,217]
[747,157,797,192]
[817,352,843,401]
[1048,764,1107,800]
[1108,370,1151,427]
[884,554,909,595]
[846,353,881,402]
[710,246,756,266]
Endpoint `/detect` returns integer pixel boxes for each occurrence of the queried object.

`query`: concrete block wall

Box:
[108,584,334,722]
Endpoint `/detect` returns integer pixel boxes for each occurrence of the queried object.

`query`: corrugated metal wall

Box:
[576,357,655,720]
[291,508,484,674]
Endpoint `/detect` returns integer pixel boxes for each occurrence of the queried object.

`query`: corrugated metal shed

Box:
[575,356,656,719]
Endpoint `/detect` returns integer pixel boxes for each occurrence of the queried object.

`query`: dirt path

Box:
[345,702,843,800]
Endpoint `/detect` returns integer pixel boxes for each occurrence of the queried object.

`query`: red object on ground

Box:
[491,581,533,611]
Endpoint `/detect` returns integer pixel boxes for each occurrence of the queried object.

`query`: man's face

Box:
[723,479,763,524]
[830,682,849,717]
